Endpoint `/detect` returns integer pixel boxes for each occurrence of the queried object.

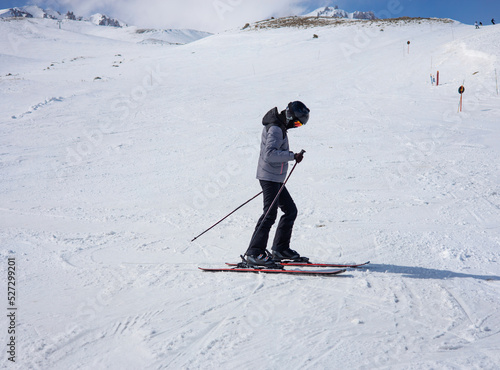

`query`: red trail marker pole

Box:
[458,85,465,112]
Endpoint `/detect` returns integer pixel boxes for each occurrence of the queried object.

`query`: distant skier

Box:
[475,21,479,29]
[245,101,310,268]
[492,18,496,25]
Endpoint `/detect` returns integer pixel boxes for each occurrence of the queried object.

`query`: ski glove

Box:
[294,152,304,163]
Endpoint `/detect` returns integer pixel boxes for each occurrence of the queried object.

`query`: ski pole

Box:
[191,149,305,243]
[246,150,305,255]
[191,190,263,242]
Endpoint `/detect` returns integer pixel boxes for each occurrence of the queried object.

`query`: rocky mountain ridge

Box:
[0,5,125,27]
[306,5,377,20]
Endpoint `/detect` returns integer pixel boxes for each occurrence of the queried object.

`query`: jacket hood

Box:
[262,107,287,127]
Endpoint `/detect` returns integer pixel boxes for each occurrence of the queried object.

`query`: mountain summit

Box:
[306,5,377,20]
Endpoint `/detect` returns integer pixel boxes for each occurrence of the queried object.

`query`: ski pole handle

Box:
[294,149,306,163]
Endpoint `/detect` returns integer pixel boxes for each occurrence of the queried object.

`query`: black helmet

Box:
[286,101,310,128]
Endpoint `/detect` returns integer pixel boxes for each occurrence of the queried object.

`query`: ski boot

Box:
[241,253,282,269]
[272,249,309,263]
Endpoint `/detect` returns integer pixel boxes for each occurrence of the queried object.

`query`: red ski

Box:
[225,261,370,268]
[199,267,346,276]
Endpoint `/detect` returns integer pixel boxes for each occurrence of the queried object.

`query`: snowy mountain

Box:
[0,7,210,45]
[306,5,377,20]
[1,12,500,369]
[13,4,61,19]
[0,5,125,26]
[0,7,33,18]
[89,13,126,27]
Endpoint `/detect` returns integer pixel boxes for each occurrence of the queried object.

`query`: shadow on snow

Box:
[368,264,500,281]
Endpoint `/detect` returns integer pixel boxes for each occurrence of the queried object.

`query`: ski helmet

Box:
[286,101,310,128]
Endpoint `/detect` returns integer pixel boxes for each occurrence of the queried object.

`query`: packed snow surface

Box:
[1,16,500,369]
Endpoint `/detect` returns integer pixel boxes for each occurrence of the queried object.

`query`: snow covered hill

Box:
[1,14,500,369]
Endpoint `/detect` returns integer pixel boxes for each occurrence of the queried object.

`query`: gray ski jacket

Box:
[256,107,295,183]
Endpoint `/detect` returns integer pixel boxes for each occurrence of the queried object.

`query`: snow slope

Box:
[1,15,500,369]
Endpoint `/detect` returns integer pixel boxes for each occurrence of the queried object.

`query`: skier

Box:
[492,18,496,25]
[475,21,479,29]
[245,101,310,268]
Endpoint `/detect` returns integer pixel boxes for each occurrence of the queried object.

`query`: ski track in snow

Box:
[1,16,500,369]
[11,96,64,119]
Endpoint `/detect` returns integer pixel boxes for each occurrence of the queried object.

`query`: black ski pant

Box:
[246,180,298,256]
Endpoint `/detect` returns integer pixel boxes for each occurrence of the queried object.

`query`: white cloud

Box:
[36,0,313,32]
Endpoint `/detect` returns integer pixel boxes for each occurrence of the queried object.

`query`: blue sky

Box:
[1,0,499,31]
[339,0,498,24]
